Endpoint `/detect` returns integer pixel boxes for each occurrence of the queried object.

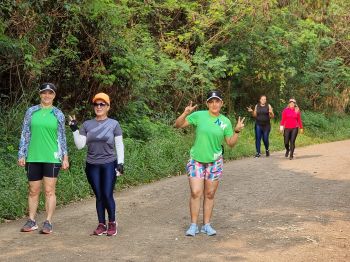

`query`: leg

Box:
[86,163,105,224]
[284,128,292,156]
[28,181,42,221]
[101,162,117,222]
[201,158,222,236]
[42,163,61,223]
[255,124,263,155]
[203,179,219,224]
[188,178,204,224]
[262,126,270,153]
[289,128,299,158]
[43,177,57,222]
[185,159,205,236]
[101,162,118,236]
[25,162,44,221]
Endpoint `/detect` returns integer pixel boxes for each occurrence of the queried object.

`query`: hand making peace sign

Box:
[184,101,198,115]
[234,116,245,133]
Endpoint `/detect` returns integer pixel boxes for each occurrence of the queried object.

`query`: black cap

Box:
[39,83,57,94]
[206,90,222,101]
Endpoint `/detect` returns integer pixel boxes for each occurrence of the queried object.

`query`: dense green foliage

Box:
[1,1,350,221]
[1,0,350,115]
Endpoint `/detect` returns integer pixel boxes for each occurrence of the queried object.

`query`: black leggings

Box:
[284,128,298,156]
[85,161,117,223]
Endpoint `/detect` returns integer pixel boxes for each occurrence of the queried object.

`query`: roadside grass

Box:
[1,108,349,221]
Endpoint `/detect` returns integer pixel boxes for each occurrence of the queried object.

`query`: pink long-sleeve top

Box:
[280,107,303,129]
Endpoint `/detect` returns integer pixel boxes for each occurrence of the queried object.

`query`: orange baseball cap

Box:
[92,93,110,105]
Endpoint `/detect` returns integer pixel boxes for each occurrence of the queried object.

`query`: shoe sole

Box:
[107,231,118,236]
[21,225,38,232]
[40,229,53,234]
[185,230,199,236]
[201,229,216,236]
[93,231,107,236]
[201,231,216,236]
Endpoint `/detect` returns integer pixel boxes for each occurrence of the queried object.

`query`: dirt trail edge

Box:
[1,140,350,262]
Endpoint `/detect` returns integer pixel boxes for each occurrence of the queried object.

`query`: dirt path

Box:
[1,140,350,262]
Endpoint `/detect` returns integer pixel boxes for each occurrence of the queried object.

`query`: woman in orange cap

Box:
[69,93,124,236]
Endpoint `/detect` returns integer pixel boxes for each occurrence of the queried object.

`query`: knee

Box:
[102,191,114,202]
[29,188,40,197]
[45,188,55,198]
[95,193,103,201]
[191,190,203,199]
[205,191,216,200]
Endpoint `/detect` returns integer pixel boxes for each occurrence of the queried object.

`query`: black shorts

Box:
[25,162,61,181]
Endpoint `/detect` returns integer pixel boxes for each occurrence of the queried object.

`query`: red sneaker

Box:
[93,223,107,236]
[107,221,118,236]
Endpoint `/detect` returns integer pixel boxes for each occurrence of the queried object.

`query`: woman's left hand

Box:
[300,128,304,134]
[234,116,245,133]
[61,158,69,170]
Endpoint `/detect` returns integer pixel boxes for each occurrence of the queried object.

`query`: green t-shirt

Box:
[26,108,60,163]
[186,110,233,163]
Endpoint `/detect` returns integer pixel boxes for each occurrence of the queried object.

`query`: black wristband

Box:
[116,164,124,175]
[69,120,79,132]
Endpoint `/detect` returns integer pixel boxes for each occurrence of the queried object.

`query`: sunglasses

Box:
[93,102,108,107]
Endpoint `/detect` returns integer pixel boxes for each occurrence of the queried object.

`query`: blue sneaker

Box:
[201,223,217,236]
[21,219,38,232]
[185,223,199,236]
[41,220,53,234]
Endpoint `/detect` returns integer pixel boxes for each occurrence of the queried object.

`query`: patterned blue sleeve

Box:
[55,108,68,159]
[18,108,32,159]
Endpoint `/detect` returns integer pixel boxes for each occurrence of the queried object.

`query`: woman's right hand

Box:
[246,106,253,113]
[279,125,284,133]
[18,158,25,167]
[68,115,79,132]
[184,101,197,115]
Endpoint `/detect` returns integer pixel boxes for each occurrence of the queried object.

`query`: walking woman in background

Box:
[69,93,124,236]
[18,83,69,234]
[280,98,303,160]
[247,95,274,158]
[175,90,245,236]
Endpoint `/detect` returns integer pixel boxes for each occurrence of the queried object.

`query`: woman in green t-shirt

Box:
[175,90,245,236]
[18,83,69,234]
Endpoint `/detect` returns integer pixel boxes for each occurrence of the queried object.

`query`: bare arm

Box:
[253,105,257,118]
[174,112,190,128]
[225,117,245,148]
[174,101,197,128]
[268,104,274,119]
[225,133,240,148]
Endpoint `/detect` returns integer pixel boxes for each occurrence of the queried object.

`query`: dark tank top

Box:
[256,104,270,126]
